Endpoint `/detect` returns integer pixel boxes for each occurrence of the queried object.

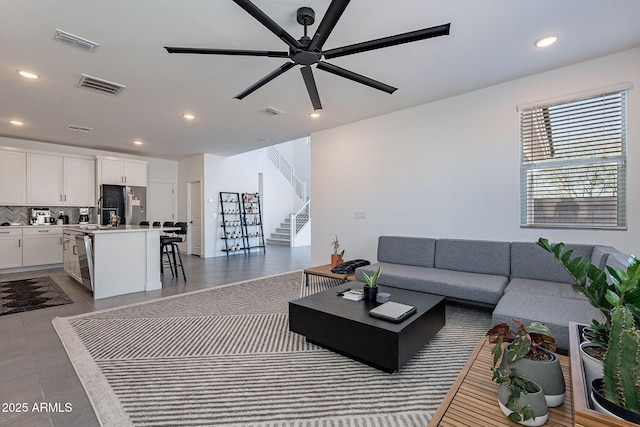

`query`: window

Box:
[519,89,627,229]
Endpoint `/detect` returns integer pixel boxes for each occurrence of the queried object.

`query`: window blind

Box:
[520,90,626,228]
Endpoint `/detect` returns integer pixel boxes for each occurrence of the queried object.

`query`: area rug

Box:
[53,271,492,427]
[0,276,73,316]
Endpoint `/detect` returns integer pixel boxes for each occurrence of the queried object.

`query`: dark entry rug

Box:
[0,276,73,316]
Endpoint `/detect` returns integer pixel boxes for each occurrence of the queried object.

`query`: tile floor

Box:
[0,246,310,427]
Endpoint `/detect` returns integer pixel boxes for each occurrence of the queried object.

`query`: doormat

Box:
[0,276,73,316]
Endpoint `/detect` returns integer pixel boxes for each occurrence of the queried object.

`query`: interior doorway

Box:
[187,181,202,256]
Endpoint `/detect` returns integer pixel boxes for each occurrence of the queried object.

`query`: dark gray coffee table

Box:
[289,282,445,372]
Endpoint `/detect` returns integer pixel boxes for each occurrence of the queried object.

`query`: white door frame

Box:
[186,180,202,256]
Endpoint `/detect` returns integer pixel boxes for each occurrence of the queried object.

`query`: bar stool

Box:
[161,222,187,281]
[160,222,174,276]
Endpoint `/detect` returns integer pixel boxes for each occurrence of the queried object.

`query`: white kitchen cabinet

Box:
[22,227,63,266]
[27,153,64,205]
[63,231,82,282]
[63,157,95,206]
[0,228,22,269]
[0,150,27,205]
[98,158,147,186]
[26,153,95,206]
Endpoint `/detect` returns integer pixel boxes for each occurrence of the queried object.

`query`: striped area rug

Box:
[53,272,491,427]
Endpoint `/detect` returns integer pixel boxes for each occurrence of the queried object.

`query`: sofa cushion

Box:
[504,278,584,300]
[510,242,593,284]
[591,245,619,270]
[492,291,604,351]
[606,252,631,271]
[434,239,511,276]
[377,236,436,267]
[357,262,508,306]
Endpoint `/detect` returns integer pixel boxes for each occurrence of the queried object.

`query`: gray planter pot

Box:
[505,344,566,407]
[498,379,549,426]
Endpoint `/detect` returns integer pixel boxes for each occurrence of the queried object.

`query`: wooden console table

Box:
[429,339,574,426]
[303,264,356,287]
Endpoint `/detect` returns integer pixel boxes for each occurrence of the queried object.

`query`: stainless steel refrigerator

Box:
[98,185,146,225]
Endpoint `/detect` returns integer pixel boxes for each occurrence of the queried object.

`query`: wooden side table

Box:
[429,339,574,426]
[303,264,356,287]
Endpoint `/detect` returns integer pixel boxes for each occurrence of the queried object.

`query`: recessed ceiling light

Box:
[182,114,195,120]
[309,112,320,118]
[18,70,39,79]
[10,120,24,126]
[534,35,558,48]
[133,140,143,145]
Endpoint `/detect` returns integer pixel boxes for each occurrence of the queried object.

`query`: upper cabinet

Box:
[0,150,27,205]
[63,157,95,206]
[97,157,147,187]
[26,153,95,206]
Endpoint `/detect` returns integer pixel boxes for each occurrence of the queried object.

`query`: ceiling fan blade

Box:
[323,23,450,59]
[164,47,289,58]
[317,61,396,94]
[234,62,296,100]
[300,66,322,110]
[309,0,350,51]
[233,0,303,50]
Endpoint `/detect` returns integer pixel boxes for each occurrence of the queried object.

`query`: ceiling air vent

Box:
[77,74,126,96]
[67,124,93,133]
[55,29,99,52]
[262,107,283,116]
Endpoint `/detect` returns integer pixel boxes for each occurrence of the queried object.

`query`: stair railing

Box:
[263,146,306,202]
[290,199,310,244]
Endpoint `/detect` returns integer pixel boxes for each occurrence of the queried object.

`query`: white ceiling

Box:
[2,0,640,160]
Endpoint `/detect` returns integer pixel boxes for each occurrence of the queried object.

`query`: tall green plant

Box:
[603,305,640,413]
[537,238,640,346]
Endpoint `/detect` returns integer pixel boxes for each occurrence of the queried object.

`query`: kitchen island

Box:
[65,225,178,299]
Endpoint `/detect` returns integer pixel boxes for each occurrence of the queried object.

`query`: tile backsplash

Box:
[0,206,91,225]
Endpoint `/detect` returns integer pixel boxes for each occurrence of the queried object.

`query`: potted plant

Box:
[487,319,566,409]
[360,266,381,301]
[538,238,640,422]
[591,304,640,423]
[329,235,345,266]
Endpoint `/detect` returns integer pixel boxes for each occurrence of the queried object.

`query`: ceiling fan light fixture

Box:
[534,34,558,48]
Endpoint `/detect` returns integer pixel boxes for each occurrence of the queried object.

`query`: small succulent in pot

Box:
[360,266,381,288]
[329,235,345,265]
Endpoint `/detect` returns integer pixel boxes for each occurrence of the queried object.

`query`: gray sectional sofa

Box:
[355,236,628,350]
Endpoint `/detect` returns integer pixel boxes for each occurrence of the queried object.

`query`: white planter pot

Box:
[579,341,604,388]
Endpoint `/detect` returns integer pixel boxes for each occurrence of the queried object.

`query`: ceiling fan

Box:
[164,0,450,110]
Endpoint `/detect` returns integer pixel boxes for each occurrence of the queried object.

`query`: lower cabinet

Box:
[0,228,22,269]
[22,227,63,267]
[63,231,82,282]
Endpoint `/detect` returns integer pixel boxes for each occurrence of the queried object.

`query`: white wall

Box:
[310,47,640,265]
[177,148,302,258]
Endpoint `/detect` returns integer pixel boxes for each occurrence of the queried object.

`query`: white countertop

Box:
[0,223,98,229]
[67,225,179,234]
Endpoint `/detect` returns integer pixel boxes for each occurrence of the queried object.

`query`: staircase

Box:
[266,217,292,246]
